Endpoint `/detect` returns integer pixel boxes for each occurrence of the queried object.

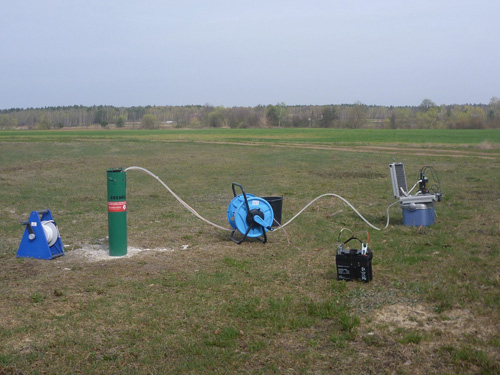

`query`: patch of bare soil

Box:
[351,303,500,374]
[370,302,492,338]
[268,302,500,374]
[63,244,186,262]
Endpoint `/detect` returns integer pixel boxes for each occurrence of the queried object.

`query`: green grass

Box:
[1,128,500,146]
[0,128,499,374]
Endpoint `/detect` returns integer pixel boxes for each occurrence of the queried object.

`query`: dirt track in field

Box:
[195,140,500,159]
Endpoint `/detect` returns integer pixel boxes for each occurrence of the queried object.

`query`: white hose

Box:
[277,194,398,231]
[124,166,232,231]
[42,220,59,246]
[124,166,397,233]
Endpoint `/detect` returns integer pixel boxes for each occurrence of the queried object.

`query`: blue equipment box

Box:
[402,204,435,226]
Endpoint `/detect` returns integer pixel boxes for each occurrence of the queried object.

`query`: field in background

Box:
[1,128,499,374]
[2,128,500,145]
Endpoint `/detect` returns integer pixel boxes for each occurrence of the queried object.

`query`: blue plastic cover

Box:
[227,194,274,237]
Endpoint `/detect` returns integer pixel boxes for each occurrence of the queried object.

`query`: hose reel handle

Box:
[232,182,251,215]
[252,214,273,232]
[21,221,36,240]
[232,182,245,197]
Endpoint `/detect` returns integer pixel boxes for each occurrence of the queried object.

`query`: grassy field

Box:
[1,128,499,374]
[1,127,500,145]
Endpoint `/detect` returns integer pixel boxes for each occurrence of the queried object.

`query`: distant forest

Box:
[1,98,499,130]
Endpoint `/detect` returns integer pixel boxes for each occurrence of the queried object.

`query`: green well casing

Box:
[107,168,127,256]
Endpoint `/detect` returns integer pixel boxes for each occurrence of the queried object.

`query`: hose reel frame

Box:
[227,183,274,244]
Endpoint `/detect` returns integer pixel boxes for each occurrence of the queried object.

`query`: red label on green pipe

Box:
[108,201,127,212]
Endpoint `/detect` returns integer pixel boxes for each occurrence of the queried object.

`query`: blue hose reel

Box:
[17,209,65,260]
[227,183,274,244]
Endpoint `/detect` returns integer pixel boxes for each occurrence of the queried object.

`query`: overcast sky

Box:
[1,0,498,109]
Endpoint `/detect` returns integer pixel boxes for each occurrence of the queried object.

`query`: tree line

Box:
[1,98,499,130]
